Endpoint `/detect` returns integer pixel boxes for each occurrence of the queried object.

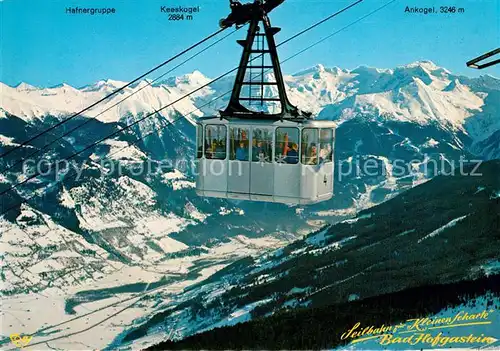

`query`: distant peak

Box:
[477,74,500,84]
[351,65,392,75]
[49,82,77,90]
[190,70,207,78]
[292,64,344,77]
[81,78,128,92]
[182,70,209,83]
[404,60,438,68]
[161,70,210,87]
[15,82,38,91]
[401,60,451,74]
[97,79,126,87]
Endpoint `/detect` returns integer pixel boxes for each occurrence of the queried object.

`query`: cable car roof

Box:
[197,116,337,128]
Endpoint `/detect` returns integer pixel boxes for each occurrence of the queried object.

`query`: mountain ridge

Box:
[2,60,498,142]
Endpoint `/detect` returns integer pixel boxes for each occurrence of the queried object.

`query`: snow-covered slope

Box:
[127,160,500,350]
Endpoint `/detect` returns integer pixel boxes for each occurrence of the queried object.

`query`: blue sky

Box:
[1,0,499,87]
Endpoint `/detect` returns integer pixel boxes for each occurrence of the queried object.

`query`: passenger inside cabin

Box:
[319,143,332,163]
[215,140,226,159]
[305,144,318,165]
[285,143,299,164]
[236,141,248,161]
[283,134,290,156]
[252,141,265,161]
[205,145,214,159]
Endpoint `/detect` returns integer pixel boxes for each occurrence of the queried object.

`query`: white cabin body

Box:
[195,117,336,205]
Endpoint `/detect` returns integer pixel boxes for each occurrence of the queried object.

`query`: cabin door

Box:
[250,127,274,197]
[228,126,251,194]
[317,129,335,197]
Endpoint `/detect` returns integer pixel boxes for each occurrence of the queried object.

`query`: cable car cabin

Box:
[195,118,335,204]
[195,0,336,204]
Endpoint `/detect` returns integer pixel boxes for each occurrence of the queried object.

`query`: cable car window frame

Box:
[319,128,334,164]
[196,123,204,159]
[275,127,300,164]
[204,124,227,160]
[229,127,250,161]
[301,128,319,165]
[252,128,273,163]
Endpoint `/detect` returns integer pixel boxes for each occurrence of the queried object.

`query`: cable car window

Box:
[230,127,249,161]
[205,125,227,160]
[301,128,319,165]
[319,129,334,163]
[275,127,299,164]
[196,124,203,158]
[252,128,272,163]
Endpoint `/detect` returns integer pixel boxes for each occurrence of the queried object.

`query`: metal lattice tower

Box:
[220,1,311,121]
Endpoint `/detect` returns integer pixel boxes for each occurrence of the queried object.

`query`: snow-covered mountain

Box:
[0,71,214,124]
[2,61,498,139]
[0,61,499,350]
